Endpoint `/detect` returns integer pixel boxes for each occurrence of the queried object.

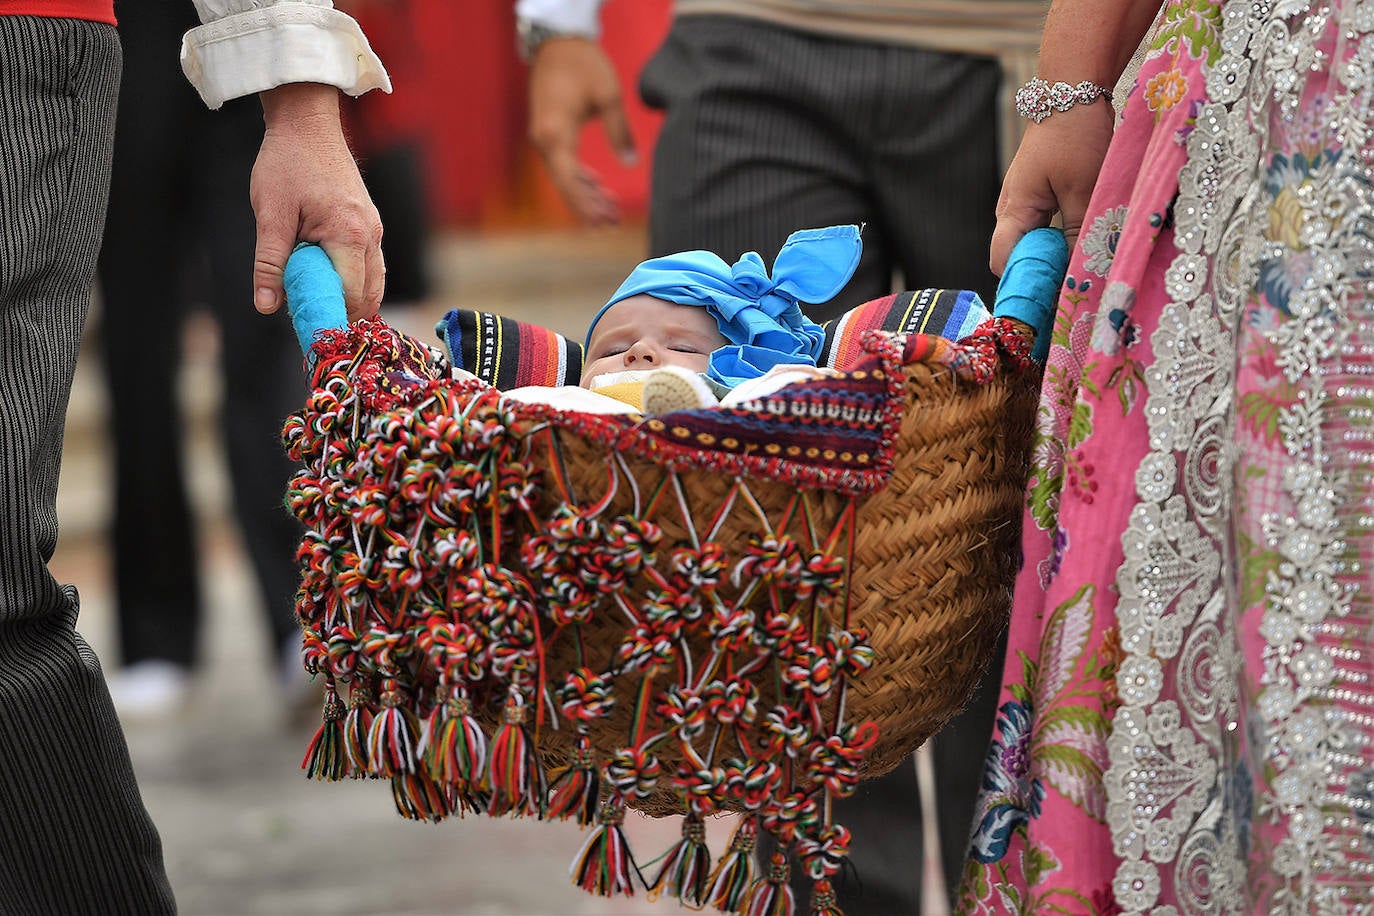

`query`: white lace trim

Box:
[1105,1,1374,912]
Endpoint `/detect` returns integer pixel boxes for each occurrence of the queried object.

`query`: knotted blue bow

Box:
[589,224,862,388]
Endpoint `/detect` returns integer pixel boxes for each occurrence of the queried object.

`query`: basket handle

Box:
[280,232,1071,364]
[283,242,348,363]
[991,228,1068,361]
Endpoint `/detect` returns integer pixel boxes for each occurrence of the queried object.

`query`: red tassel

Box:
[744,852,796,916]
[342,681,375,777]
[485,692,544,818]
[366,678,422,777]
[545,734,599,826]
[301,685,349,781]
[808,879,844,916]
[391,771,451,822]
[570,802,640,897]
[707,819,758,913]
[650,813,712,906]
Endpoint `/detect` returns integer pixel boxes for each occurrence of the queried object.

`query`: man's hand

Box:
[253,82,385,322]
[990,101,1115,276]
[527,36,637,225]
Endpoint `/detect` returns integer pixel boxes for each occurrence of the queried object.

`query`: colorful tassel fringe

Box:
[425,691,488,811]
[366,679,422,777]
[650,813,712,906]
[571,802,639,897]
[545,734,599,826]
[301,686,348,780]
[808,879,844,916]
[707,818,758,913]
[485,694,544,817]
[744,852,796,916]
[342,682,375,776]
[391,771,451,822]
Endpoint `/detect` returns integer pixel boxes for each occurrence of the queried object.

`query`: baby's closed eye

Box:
[590,342,629,359]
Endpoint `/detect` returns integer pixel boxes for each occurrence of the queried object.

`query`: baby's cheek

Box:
[581,357,611,388]
[663,352,711,374]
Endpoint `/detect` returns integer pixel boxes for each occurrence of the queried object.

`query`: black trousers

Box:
[640,16,1005,910]
[0,15,175,913]
[96,1,304,670]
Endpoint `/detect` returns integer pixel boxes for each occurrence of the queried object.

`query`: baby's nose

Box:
[624,340,658,365]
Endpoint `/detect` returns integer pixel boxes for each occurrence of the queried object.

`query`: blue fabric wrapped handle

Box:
[992,228,1068,361]
[284,243,348,361]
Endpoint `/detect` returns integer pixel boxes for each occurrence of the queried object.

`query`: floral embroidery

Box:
[968,699,1045,864]
[1023,276,1101,534]
[1108,3,1374,912]
[968,584,1111,877]
[1079,206,1128,277]
[1235,339,1300,445]
[1151,0,1224,64]
[1145,68,1190,112]
[1037,526,1068,589]
[1088,282,1136,356]
[1258,150,1340,317]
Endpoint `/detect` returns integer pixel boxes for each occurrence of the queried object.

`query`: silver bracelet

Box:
[1014,78,1110,123]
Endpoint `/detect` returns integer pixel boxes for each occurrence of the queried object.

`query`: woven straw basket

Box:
[287,314,1039,813]
[278,223,1066,916]
[543,333,1038,808]
[282,234,1058,910]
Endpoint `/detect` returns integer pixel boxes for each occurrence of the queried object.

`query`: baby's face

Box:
[581,295,728,387]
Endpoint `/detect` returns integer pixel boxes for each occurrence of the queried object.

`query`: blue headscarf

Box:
[587,225,862,388]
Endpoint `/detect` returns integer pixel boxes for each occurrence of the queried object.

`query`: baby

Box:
[581,293,727,387]
[580,224,862,413]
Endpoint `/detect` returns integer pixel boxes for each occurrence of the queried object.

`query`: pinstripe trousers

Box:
[642,15,1003,319]
[0,17,175,914]
[640,17,1006,912]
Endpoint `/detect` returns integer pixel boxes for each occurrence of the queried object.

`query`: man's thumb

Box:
[253,227,293,314]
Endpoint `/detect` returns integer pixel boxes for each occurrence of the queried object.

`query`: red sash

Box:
[0,1,116,25]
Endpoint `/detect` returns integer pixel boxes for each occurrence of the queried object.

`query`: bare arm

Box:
[990,0,1166,273]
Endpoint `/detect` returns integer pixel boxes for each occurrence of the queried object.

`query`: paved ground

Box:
[49,226,941,916]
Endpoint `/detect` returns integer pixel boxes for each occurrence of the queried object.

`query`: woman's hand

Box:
[990,100,1115,275]
[252,82,385,322]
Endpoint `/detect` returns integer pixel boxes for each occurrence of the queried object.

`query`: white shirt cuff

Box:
[181,3,391,110]
[514,0,604,36]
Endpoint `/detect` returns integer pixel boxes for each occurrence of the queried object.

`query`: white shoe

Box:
[108,660,191,720]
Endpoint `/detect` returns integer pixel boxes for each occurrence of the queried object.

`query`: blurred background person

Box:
[520,0,1048,313]
[96,0,311,719]
[518,1,1047,912]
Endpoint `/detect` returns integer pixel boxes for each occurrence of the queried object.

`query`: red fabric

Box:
[0,0,115,25]
[399,0,670,226]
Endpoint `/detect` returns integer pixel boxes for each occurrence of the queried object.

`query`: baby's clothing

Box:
[467,361,836,417]
[587,367,730,412]
[589,224,861,388]
[585,363,838,414]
